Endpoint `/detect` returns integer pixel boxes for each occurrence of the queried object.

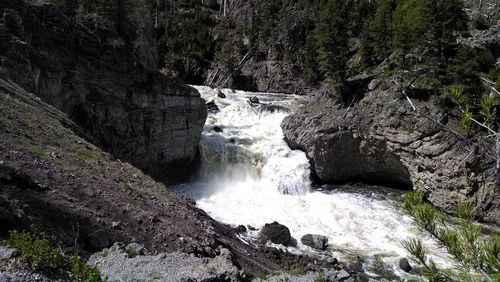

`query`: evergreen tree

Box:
[361,0,397,64]
[313,0,350,86]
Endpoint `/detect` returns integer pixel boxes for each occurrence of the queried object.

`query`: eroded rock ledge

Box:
[0,0,207,182]
[282,83,499,224]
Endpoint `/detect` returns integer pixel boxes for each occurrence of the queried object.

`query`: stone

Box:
[235,225,247,233]
[0,247,18,260]
[300,234,329,250]
[259,221,291,246]
[217,90,226,98]
[3,9,23,38]
[336,269,350,281]
[249,96,260,104]
[399,258,412,272]
[213,126,223,133]
[207,100,220,114]
[368,79,381,91]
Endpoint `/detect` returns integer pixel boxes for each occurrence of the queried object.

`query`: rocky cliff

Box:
[0,0,207,182]
[0,77,339,278]
[282,81,499,224]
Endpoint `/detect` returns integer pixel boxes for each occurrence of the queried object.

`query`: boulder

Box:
[368,79,380,91]
[217,90,226,98]
[0,247,18,261]
[235,225,247,233]
[300,234,329,250]
[249,96,260,104]
[259,222,291,246]
[207,100,220,114]
[399,258,412,272]
[212,126,223,133]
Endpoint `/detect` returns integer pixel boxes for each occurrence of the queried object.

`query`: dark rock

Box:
[399,258,412,272]
[327,257,338,265]
[0,247,18,261]
[212,126,223,133]
[207,100,220,114]
[235,225,247,233]
[300,234,328,250]
[217,90,226,98]
[3,9,23,38]
[349,258,364,273]
[259,222,291,246]
[249,96,260,104]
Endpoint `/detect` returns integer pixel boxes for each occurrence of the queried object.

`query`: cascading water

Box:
[174,86,454,278]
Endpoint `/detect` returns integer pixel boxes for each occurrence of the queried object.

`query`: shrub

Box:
[68,255,101,282]
[289,265,306,276]
[314,274,326,282]
[5,230,103,281]
[6,230,64,271]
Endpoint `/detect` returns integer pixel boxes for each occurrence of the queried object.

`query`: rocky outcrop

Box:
[0,78,341,276]
[282,82,499,224]
[89,243,242,282]
[0,78,223,254]
[0,0,207,182]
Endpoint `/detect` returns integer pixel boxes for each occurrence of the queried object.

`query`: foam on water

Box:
[174,86,454,278]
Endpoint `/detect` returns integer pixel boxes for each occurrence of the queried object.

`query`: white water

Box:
[174,86,454,278]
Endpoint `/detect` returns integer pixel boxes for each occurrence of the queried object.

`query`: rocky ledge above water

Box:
[282,80,499,224]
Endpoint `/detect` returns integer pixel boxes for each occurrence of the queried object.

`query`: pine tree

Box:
[361,0,396,64]
[313,0,350,86]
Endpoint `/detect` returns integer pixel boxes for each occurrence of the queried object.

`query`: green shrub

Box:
[6,230,64,271]
[314,274,326,282]
[5,230,103,281]
[289,265,306,276]
[68,255,101,282]
[125,245,139,258]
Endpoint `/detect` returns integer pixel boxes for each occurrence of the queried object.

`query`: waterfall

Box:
[192,86,311,196]
[174,86,454,278]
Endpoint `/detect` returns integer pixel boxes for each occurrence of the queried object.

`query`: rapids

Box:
[174,86,454,278]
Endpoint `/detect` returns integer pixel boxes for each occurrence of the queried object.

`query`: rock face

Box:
[282,84,499,224]
[0,77,340,276]
[260,222,292,246]
[0,78,222,254]
[0,0,207,182]
[300,234,329,250]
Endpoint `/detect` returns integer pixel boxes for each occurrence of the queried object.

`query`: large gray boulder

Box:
[282,84,499,224]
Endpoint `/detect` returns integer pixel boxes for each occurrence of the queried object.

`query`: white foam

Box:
[174,86,455,277]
